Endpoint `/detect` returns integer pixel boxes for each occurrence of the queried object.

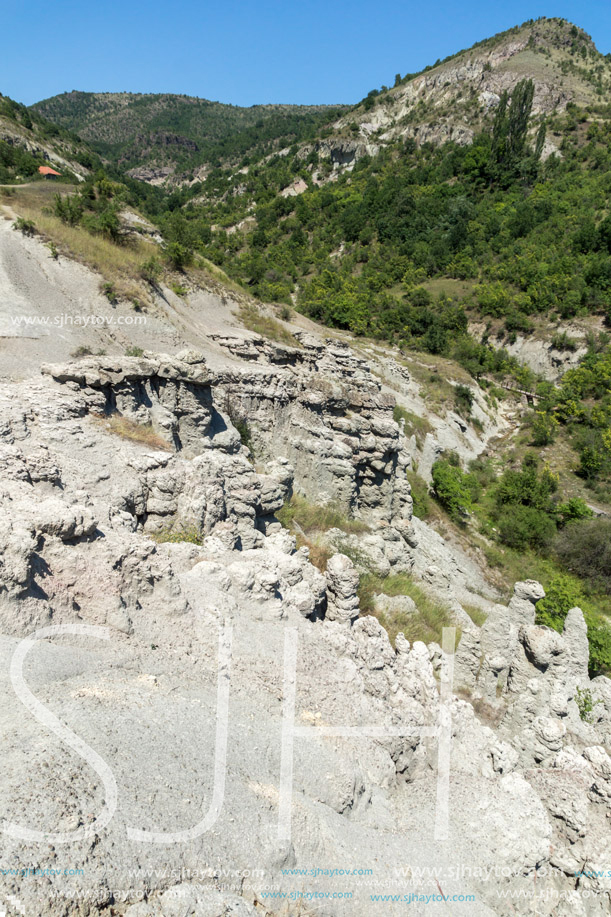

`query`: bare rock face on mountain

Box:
[329,18,598,163]
[0,331,608,916]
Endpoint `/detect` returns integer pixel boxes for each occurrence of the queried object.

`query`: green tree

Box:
[531,411,558,446]
[431,459,474,520]
[491,79,535,178]
[535,574,582,631]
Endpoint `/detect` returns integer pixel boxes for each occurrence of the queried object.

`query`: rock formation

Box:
[0,328,607,916]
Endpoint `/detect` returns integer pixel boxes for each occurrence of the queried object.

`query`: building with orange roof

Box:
[38,165,61,178]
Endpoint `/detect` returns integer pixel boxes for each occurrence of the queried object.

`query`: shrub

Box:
[165,241,192,270]
[587,617,611,677]
[53,193,83,226]
[101,281,117,303]
[13,217,36,236]
[578,445,603,479]
[493,454,559,548]
[531,411,558,446]
[554,518,611,594]
[125,346,144,357]
[71,345,94,358]
[556,498,593,527]
[431,459,474,520]
[551,331,578,352]
[139,256,162,283]
[535,574,582,631]
[454,384,474,415]
[224,399,253,452]
[83,206,122,243]
[574,686,601,723]
[232,416,252,451]
[497,504,556,550]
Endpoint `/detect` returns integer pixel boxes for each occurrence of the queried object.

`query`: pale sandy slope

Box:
[0,209,249,378]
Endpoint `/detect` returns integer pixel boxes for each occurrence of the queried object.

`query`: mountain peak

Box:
[333,16,607,154]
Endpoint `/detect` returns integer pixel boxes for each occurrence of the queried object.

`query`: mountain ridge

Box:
[30,17,611,186]
[32,90,347,181]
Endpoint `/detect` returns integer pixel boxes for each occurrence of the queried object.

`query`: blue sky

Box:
[2,1,610,107]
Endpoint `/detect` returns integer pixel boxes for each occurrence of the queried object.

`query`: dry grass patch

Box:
[94,413,173,451]
[277,494,370,535]
[296,534,333,573]
[151,525,203,546]
[456,686,505,726]
[239,303,301,347]
[191,260,246,295]
[276,494,370,573]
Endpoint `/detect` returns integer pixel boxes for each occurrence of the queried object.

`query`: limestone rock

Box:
[325,553,360,623]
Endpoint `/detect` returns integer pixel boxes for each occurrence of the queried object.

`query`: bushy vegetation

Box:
[0,140,46,183]
[431,454,480,521]
[535,574,611,676]
[554,518,611,594]
[0,93,89,183]
[533,346,611,497]
[423,446,610,674]
[53,172,126,242]
[9,21,609,675]
[104,66,611,401]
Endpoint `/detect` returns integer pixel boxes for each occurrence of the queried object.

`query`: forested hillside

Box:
[32,91,347,178]
[0,93,99,182]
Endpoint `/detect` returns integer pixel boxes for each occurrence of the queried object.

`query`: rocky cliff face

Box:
[0,325,609,916]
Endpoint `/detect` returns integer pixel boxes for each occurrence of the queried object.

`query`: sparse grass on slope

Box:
[12,201,158,303]
[276,494,370,573]
[277,495,370,535]
[358,572,460,648]
[238,303,301,348]
[392,404,434,447]
[151,526,203,546]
